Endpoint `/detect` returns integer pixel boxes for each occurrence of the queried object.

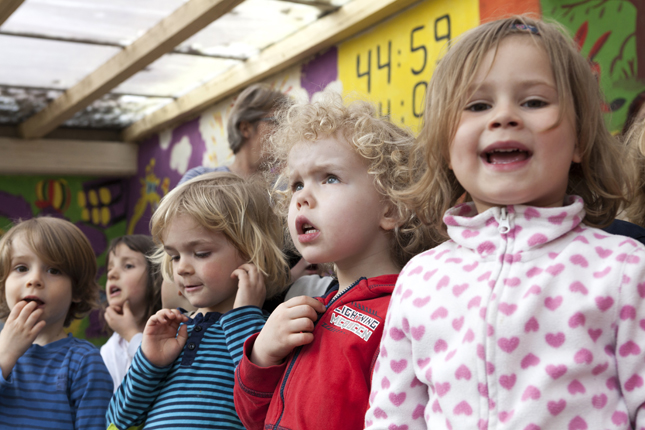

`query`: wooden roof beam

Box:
[278,0,338,12]
[123,0,420,142]
[0,137,137,176]
[18,0,245,140]
[0,0,25,26]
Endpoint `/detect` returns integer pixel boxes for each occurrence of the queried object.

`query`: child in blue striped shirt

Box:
[106,171,289,430]
[0,217,113,429]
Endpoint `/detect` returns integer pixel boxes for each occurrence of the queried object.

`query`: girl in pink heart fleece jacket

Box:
[366,196,645,429]
[366,16,645,430]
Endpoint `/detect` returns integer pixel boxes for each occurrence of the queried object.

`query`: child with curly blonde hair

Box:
[106,172,289,430]
[234,94,434,430]
[366,16,645,430]
[0,217,112,429]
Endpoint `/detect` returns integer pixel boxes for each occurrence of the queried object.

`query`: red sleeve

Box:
[234,333,287,430]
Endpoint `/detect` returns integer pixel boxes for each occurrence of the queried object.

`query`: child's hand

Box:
[232,263,266,309]
[250,296,326,368]
[141,309,188,368]
[0,300,46,379]
[104,301,141,342]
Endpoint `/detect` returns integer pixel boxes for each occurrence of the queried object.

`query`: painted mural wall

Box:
[1,0,641,344]
[128,0,642,229]
[0,175,128,345]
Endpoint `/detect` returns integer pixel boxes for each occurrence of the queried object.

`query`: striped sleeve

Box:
[219,306,267,367]
[105,348,173,430]
[70,343,114,430]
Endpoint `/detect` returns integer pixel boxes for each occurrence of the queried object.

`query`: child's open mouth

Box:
[482,142,532,166]
[485,148,530,164]
[109,286,121,297]
[22,296,44,306]
[296,216,321,243]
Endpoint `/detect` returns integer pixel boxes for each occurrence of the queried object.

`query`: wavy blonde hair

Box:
[403,16,631,238]
[150,172,289,299]
[266,92,437,269]
[623,118,645,227]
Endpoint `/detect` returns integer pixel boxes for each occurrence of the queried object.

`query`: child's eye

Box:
[169,255,179,263]
[195,252,211,259]
[14,265,28,273]
[48,268,62,275]
[291,181,304,192]
[466,102,490,112]
[324,175,340,185]
[125,264,135,270]
[522,99,548,108]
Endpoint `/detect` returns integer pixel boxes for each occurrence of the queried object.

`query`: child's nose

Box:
[27,270,44,288]
[175,259,194,276]
[295,187,315,209]
[489,103,521,129]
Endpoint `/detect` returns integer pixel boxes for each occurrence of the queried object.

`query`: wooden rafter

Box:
[279,0,338,12]
[0,0,25,26]
[123,0,420,142]
[0,138,137,176]
[18,0,245,139]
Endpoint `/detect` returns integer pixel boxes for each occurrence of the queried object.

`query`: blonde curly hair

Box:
[623,118,645,228]
[150,172,289,299]
[265,92,436,269]
[402,16,632,238]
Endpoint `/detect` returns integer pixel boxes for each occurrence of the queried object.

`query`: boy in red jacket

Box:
[233,94,434,430]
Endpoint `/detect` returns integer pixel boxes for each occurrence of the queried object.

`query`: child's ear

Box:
[239,121,252,139]
[379,204,399,231]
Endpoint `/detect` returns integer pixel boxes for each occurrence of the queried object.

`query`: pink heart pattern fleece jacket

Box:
[365,196,645,430]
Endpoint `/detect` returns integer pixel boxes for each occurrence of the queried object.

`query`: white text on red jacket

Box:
[330,305,380,341]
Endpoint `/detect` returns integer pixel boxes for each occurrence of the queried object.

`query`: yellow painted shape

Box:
[101,207,111,226]
[81,208,90,222]
[91,207,99,225]
[88,190,98,207]
[77,190,86,208]
[36,180,45,202]
[99,187,111,205]
[338,0,479,133]
[52,181,63,209]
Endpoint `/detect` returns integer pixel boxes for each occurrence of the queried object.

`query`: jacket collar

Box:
[444,195,586,256]
[319,274,397,306]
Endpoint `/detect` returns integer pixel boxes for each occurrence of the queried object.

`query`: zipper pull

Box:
[498,207,510,234]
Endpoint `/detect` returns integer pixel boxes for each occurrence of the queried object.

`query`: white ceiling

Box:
[0,0,348,129]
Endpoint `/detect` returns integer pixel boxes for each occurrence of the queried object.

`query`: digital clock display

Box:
[339,0,479,132]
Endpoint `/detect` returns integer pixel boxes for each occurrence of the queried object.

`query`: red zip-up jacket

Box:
[234,274,396,430]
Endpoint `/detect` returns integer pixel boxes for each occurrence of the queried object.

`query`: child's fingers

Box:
[234,263,264,288]
[168,308,188,322]
[24,308,44,328]
[231,268,248,284]
[123,300,132,316]
[107,305,123,314]
[6,300,27,323]
[288,316,315,333]
[176,324,189,347]
[287,331,315,348]
[30,320,47,336]
[284,296,326,313]
[15,300,39,323]
[285,304,323,323]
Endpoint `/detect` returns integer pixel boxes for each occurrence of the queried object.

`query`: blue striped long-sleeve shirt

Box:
[106,306,267,430]
[0,334,114,429]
